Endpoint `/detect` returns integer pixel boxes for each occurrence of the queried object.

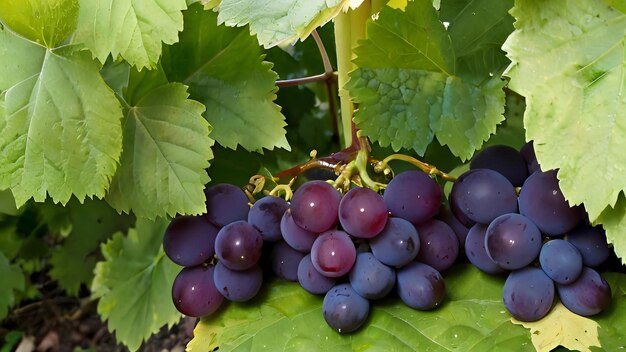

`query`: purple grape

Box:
[163,215,218,267]
[470,145,529,186]
[204,183,250,227]
[503,267,554,322]
[323,283,370,334]
[464,224,505,274]
[310,230,356,278]
[396,262,445,310]
[280,210,319,252]
[557,267,611,316]
[415,219,459,272]
[539,239,583,285]
[213,262,263,302]
[248,196,289,242]
[297,254,337,295]
[172,265,223,317]
[339,187,388,238]
[290,181,341,233]
[566,224,610,267]
[438,204,470,249]
[271,241,305,281]
[215,220,263,271]
[520,141,541,174]
[485,213,542,270]
[369,217,420,267]
[349,252,395,299]
[518,170,582,236]
[449,169,518,224]
[383,170,441,225]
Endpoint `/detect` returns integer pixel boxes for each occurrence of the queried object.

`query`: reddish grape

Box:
[291,181,341,233]
[172,265,223,317]
[310,230,356,278]
[215,220,263,271]
[339,187,388,238]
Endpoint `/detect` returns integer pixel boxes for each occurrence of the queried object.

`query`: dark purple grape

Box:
[539,239,583,285]
[297,254,337,295]
[415,219,459,272]
[310,230,356,278]
[291,181,341,233]
[470,145,528,186]
[163,215,218,267]
[369,217,420,267]
[503,267,554,322]
[449,169,518,224]
[464,224,505,274]
[396,262,445,310]
[248,196,289,242]
[485,213,542,270]
[383,170,441,225]
[280,209,319,252]
[557,267,611,316]
[348,252,395,299]
[566,224,610,267]
[339,187,388,238]
[213,262,263,302]
[215,220,263,271]
[518,170,582,236]
[172,265,223,317]
[271,241,305,281]
[323,283,369,334]
[204,183,250,227]
[438,204,470,249]
[520,141,541,174]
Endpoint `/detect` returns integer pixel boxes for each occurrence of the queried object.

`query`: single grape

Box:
[383,170,442,225]
[310,230,356,278]
[518,170,582,236]
[438,204,470,249]
[204,183,250,227]
[215,220,263,271]
[297,254,337,295]
[248,196,289,242]
[396,262,445,310]
[566,224,610,267]
[322,283,370,334]
[449,169,518,224]
[415,219,459,272]
[557,267,611,316]
[271,241,305,281]
[172,265,223,317]
[520,141,541,175]
[485,213,542,270]
[280,209,319,252]
[349,252,395,300]
[464,224,505,274]
[369,217,420,267]
[163,215,218,267]
[470,144,528,186]
[339,187,388,238]
[213,262,263,302]
[539,239,583,284]
[290,181,341,233]
[503,267,554,322]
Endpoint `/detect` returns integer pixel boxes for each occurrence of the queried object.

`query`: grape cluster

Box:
[451,143,612,321]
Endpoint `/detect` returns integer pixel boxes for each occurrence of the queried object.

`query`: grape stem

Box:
[374,154,457,182]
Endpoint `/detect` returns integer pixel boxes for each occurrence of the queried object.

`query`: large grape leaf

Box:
[105,67,214,219]
[0,28,123,207]
[72,0,186,70]
[347,0,511,161]
[0,251,24,320]
[162,4,290,152]
[187,264,532,352]
[502,0,626,220]
[92,218,181,352]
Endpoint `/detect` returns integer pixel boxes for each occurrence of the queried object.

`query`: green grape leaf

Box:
[347,0,510,161]
[162,4,290,152]
[187,264,532,352]
[73,0,186,70]
[0,0,79,48]
[105,67,213,219]
[0,251,24,320]
[0,29,123,207]
[213,0,351,48]
[595,271,626,350]
[48,198,132,296]
[603,0,626,13]
[503,0,626,220]
[597,195,626,261]
[92,218,181,352]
